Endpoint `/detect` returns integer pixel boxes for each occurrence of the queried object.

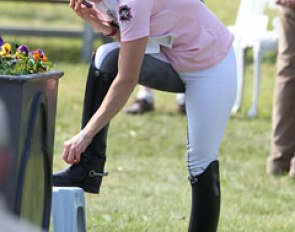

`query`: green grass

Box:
[2,1,294,231]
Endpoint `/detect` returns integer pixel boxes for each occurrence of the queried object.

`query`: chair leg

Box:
[247,44,262,118]
[231,44,245,114]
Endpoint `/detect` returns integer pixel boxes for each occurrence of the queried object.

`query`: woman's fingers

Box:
[69,0,76,9]
[277,0,295,6]
[69,1,103,27]
[62,133,88,164]
[69,0,86,17]
[82,8,98,19]
[62,141,71,163]
[67,145,77,164]
[63,139,77,164]
[69,0,81,10]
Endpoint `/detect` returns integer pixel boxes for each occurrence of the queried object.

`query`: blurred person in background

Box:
[267,0,295,177]
[53,0,236,231]
[0,99,42,232]
[124,86,186,114]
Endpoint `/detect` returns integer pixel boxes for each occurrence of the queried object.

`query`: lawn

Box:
[2,0,295,231]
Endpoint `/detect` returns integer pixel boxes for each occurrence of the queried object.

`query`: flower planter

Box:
[0,71,63,230]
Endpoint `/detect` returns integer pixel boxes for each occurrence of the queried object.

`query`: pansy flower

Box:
[0,43,12,57]
[0,36,4,46]
[17,45,29,57]
[0,36,53,75]
[32,49,48,62]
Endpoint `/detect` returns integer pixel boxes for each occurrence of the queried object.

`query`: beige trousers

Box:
[268,6,295,173]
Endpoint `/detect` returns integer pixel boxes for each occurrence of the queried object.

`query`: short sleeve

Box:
[118,0,153,42]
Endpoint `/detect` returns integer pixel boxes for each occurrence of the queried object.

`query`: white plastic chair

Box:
[229,0,270,114]
[247,10,280,118]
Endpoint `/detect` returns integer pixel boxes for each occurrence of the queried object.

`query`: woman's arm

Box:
[83,37,148,136]
[62,37,148,164]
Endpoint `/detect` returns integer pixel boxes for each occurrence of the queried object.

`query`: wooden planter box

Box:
[0,71,63,230]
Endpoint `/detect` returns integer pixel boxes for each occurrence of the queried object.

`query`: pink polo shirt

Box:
[118,0,234,72]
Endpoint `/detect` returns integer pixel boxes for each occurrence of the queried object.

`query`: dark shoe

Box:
[53,154,108,194]
[266,155,290,176]
[188,161,220,232]
[125,99,154,114]
[177,103,186,114]
[289,157,295,178]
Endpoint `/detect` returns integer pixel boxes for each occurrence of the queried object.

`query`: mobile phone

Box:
[82,0,92,8]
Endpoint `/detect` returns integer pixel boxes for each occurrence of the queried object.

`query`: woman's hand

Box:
[69,0,110,33]
[62,130,93,164]
[276,0,295,7]
[70,0,91,16]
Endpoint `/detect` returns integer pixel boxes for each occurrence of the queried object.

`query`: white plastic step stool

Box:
[52,187,86,232]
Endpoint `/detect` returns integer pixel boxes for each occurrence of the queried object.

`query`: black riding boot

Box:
[53,59,115,194]
[188,161,221,232]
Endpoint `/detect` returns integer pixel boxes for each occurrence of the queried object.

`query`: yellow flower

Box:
[0,43,11,57]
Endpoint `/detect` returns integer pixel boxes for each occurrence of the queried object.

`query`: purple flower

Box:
[0,36,3,46]
[17,45,29,56]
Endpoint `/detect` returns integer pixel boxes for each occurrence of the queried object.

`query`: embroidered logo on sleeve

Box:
[118,5,133,22]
